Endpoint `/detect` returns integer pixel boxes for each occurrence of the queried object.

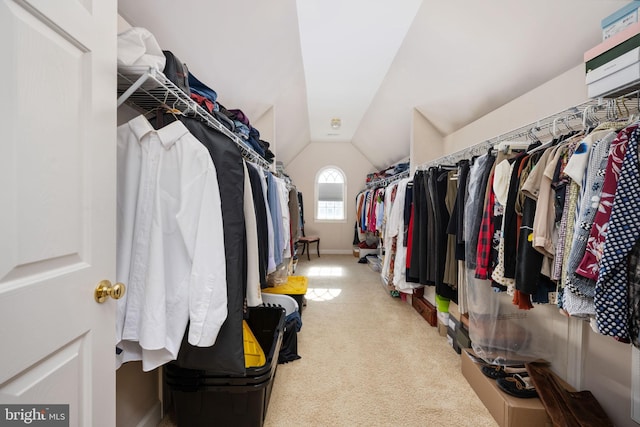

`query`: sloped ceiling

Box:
[118,0,628,170]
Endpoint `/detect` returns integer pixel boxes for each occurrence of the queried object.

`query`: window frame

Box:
[314,166,347,223]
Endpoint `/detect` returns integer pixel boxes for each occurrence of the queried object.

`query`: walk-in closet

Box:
[5,1,640,426]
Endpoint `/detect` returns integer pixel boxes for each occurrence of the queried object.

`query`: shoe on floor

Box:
[481,364,526,379]
[496,373,538,398]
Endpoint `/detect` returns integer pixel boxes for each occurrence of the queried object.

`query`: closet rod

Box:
[417,90,640,170]
[366,169,410,189]
[117,67,273,171]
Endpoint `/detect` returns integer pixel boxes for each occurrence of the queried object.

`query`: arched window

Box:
[316,167,346,221]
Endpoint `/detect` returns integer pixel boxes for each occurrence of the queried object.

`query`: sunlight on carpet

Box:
[306,266,344,277]
[305,288,342,301]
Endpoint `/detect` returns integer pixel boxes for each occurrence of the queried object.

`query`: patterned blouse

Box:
[575,125,637,280]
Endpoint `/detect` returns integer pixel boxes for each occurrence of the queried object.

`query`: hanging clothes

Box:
[405,168,457,299]
[503,154,530,279]
[424,169,440,286]
[515,148,553,302]
[562,132,616,317]
[246,163,269,288]
[405,189,417,283]
[446,159,470,262]
[379,178,416,291]
[274,175,291,259]
[267,172,284,267]
[408,170,428,283]
[443,170,459,291]
[576,125,636,281]
[447,160,470,309]
[115,115,227,372]
[258,167,276,274]
[475,168,496,281]
[242,161,262,307]
[490,157,517,292]
[380,183,397,283]
[628,239,640,348]
[595,127,640,341]
[464,153,496,270]
[288,187,301,247]
[173,113,246,375]
[415,103,640,355]
[431,168,457,300]
[392,179,416,291]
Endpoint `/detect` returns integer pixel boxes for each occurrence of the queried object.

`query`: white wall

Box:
[410,109,444,173]
[444,64,588,155]
[412,63,636,427]
[254,106,276,164]
[286,142,375,252]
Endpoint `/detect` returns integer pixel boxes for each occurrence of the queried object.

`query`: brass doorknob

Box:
[94,280,126,303]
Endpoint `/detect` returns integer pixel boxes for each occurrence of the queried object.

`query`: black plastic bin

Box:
[166,306,286,427]
[171,381,271,427]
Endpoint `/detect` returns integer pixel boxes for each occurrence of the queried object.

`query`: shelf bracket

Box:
[117,71,152,108]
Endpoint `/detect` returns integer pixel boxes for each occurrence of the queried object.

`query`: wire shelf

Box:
[366,169,410,189]
[117,67,273,171]
[418,90,640,170]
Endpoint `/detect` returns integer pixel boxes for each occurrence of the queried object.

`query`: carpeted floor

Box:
[161,254,497,426]
[262,254,497,427]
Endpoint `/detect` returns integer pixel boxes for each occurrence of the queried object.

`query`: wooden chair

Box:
[297,227,320,261]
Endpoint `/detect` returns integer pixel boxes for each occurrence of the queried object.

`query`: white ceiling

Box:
[296,0,422,143]
[118,0,628,170]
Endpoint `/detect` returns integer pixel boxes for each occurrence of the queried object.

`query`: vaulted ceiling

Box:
[118,0,628,170]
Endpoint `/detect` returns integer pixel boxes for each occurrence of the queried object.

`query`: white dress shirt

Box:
[116,115,227,371]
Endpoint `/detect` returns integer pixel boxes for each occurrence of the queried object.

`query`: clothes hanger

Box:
[581,104,601,133]
[559,115,583,140]
[593,99,629,131]
[147,91,182,128]
[632,91,640,123]
[143,106,160,119]
[161,103,182,120]
[528,126,541,144]
[614,96,639,127]
[495,140,526,155]
[551,117,560,139]
[526,126,556,154]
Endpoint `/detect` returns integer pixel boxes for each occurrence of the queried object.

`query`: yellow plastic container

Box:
[262,275,308,295]
[243,320,266,368]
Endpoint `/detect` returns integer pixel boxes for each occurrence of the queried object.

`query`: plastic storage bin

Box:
[166,306,286,427]
[243,320,266,368]
[171,381,271,427]
[262,276,308,314]
[261,293,299,316]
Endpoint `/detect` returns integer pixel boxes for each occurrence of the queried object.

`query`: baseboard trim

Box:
[136,401,161,427]
[320,249,352,255]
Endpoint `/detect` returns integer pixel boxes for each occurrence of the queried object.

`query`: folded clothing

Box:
[118,27,165,70]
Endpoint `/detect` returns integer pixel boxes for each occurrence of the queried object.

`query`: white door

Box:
[0,0,117,426]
